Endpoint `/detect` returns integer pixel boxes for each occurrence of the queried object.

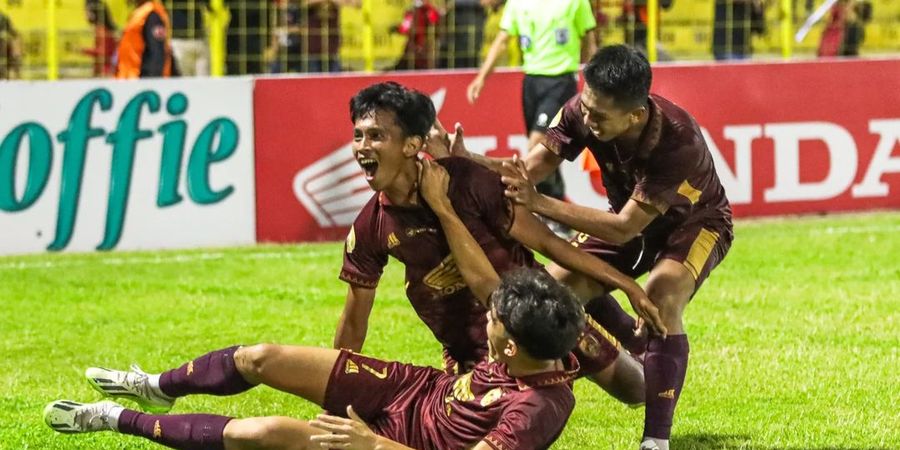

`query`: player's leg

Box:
[86,345,340,411]
[43,398,325,449]
[640,225,731,450]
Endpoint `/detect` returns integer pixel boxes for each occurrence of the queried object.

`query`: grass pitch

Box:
[1,212,898,449]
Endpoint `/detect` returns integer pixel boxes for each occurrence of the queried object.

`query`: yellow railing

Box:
[1,0,898,80]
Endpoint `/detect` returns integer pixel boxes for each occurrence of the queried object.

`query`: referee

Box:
[467,0,597,220]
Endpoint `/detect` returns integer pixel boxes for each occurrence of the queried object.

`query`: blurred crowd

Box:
[0,0,880,80]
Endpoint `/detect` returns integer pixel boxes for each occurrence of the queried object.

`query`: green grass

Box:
[1,212,899,449]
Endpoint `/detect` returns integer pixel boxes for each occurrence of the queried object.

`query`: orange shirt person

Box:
[116,0,174,78]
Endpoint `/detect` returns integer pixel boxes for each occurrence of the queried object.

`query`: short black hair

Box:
[583,45,652,110]
[349,82,435,139]
[493,269,585,360]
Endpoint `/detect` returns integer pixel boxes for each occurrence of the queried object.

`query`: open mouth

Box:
[358,157,379,181]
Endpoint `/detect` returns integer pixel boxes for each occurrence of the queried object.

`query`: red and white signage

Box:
[252,59,900,243]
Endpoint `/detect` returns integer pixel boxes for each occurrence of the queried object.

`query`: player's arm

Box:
[503,158,658,244]
[419,160,500,305]
[424,121,562,184]
[467,30,509,104]
[508,203,666,336]
[333,285,376,352]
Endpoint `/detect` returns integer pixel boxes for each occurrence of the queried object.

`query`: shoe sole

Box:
[85,371,172,414]
[43,400,82,434]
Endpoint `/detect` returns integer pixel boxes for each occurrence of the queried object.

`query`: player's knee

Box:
[225,417,304,450]
[235,343,280,382]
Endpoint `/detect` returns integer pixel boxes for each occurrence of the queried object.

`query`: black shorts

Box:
[522,73,578,134]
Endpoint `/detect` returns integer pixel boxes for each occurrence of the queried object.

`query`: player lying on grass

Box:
[335,81,664,405]
[429,45,734,450]
[43,160,587,450]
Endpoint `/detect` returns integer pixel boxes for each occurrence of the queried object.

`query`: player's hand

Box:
[624,286,667,338]
[424,119,453,159]
[309,406,378,449]
[467,77,484,104]
[417,159,452,211]
[448,122,469,158]
[500,155,540,211]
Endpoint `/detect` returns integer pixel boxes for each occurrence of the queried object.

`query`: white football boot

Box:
[43,400,122,434]
[85,364,175,413]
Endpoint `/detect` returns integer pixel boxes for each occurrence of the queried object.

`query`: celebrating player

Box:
[335,81,663,404]
[436,45,734,450]
[43,161,586,450]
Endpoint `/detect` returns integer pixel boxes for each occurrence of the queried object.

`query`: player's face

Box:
[486,304,514,362]
[352,109,420,191]
[579,86,643,142]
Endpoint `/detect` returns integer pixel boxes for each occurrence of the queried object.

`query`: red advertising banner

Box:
[254,60,900,243]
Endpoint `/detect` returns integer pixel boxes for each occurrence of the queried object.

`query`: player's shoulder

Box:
[653,95,706,152]
[436,156,497,180]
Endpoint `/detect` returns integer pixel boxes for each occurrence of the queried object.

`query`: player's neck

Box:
[382,164,421,207]
[614,109,651,152]
[506,357,562,378]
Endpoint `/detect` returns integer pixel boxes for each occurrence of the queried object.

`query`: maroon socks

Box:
[643,334,689,440]
[118,409,231,450]
[159,346,254,398]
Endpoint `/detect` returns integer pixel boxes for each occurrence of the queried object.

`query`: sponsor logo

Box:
[346,225,356,253]
[480,388,504,407]
[387,232,400,249]
[293,89,447,228]
[0,88,241,251]
[422,255,466,296]
[658,389,676,399]
[345,360,359,375]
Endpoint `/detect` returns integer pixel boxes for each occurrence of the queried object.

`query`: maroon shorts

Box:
[570,221,732,294]
[572,315,621,376]
[323,350,442,445]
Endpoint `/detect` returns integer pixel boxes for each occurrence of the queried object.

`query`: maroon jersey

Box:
[340,157,539,365]
[545,94,733,237]
[325,350,579,450]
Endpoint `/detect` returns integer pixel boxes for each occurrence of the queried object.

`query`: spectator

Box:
[468,0,597,235]
[478,0,519,67]
[818,0,872,57]
[394,0,442,70]
[0,11,22,80]
[83,0,118,77]
[297,0,359,73]
[712,0,767,60]
[264,1,302,73]
[449,0,486,68]
[620,0,674,61]
[224,0,272,75]
[169,0,209,76]
[116,0,175,78]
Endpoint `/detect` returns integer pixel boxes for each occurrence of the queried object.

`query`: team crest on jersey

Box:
[480,388,504,407]
[451,372,475,402]
[423,255,466,296]
[578,333,602,358]
[346,226,356,254]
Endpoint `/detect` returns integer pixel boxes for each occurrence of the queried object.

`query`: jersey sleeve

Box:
[631,144,703,215]
[483,391,574,450]
[443,158,515,236]
[498,0,518,35]
[338,219,388,289]
[543,98,587,162]
[574,0,598,36]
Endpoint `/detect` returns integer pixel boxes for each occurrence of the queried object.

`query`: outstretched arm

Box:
[508,202,666,336]
[503,157,658,244]
[418,160,500,306]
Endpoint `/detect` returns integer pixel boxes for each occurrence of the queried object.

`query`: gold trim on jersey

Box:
[585,315,620,349]
[684,228,720,280]
[346,226,356,254]
[423,255,466,296]
[677,179,702,205]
